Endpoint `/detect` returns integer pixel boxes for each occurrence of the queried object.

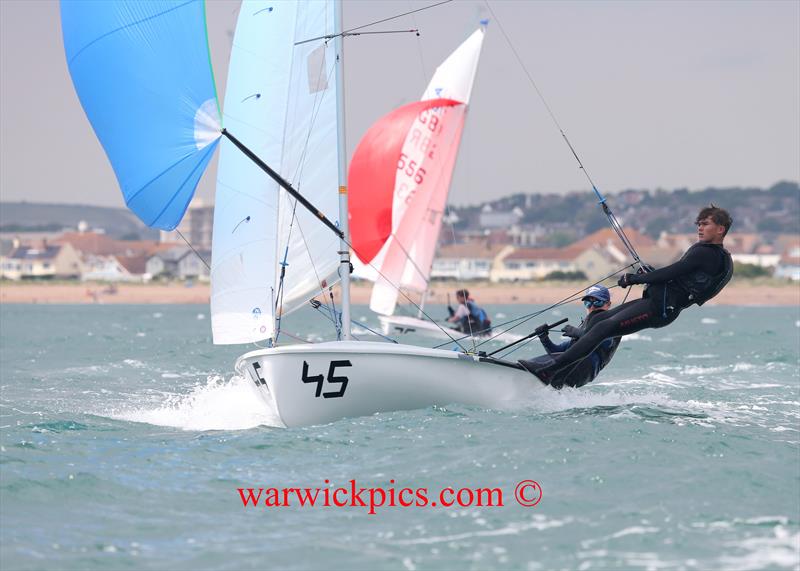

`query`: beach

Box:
[1,280,798,306]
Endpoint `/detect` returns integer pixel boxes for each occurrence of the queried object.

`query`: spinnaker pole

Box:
[334,0,353,340]
[220,129,344,240]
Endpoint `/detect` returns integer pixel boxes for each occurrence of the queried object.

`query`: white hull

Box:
[378,314,523,344]
[236,341,540,427]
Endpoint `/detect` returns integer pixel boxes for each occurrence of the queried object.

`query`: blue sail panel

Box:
[60,0,221,229]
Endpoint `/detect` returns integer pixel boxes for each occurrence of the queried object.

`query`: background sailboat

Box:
[348,28,520,341]
[349,28,492,340]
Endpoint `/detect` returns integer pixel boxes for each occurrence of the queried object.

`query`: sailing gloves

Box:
[618,273,640,288]
[447,305,455,317]
[534,323,550,337]
[619,262,656,288]
[562,324,583,339]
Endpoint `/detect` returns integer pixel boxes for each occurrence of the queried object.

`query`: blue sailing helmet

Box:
[582,285,611,303]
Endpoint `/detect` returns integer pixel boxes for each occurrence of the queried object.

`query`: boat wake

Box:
[521,386,678,414]
[111,375,284,431]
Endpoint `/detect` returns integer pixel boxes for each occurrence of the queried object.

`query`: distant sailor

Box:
[520,205,734,385]
[447,289,492,335]
[528,285,620,389]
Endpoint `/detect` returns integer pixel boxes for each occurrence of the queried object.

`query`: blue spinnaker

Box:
[60,0,221,229]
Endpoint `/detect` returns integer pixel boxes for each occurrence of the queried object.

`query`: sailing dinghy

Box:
[348,29,521,343]
[61,0,542,427]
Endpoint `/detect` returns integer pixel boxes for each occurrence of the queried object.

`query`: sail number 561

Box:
[302,360,351,399]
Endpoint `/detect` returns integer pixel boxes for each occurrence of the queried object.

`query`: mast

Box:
[334,0,352,340]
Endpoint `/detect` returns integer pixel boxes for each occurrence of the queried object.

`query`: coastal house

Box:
[478,205,524,229]
[176,249,211,280]
[492,247,578,282]
[724,233,780,268]
[657,232,695,251]
[572,246,623,283]
[774,254,800,281]
[568,228,656,263]
[56,231,121,256]
[488,228,659,283]
[773,235,800,280]
[81,253,149,282]
[0,242,83,280]
[507,223,547,247]
[146,247,210,280]
[146,247,188,279]
[431,243,513,281]
[56,231,168,258]
[565,228,658,282]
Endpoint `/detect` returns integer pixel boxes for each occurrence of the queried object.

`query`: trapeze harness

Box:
[539,309,621,389]
[543,243,733,374]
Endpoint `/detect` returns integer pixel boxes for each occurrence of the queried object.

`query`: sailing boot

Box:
[517,355,558,386]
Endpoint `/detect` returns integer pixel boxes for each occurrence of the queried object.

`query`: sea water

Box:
[1,302,798,570]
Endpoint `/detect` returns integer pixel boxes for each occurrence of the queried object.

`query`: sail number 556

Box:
[397,153,426,185]
[302,360,351,399]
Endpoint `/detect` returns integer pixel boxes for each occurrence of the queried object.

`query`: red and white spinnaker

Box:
[348,28,485,317]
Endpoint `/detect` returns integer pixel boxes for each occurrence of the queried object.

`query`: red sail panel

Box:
[348,98,460,264]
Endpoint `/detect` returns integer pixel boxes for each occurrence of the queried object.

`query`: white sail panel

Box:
[211,0,298,345]
[368,29,485,316]
[420,28,484,103]
[274,0,341,314]
[369,105,467,315]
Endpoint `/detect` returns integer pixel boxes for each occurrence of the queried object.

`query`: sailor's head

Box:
[455,289,469,303]
[696,204,732,243]
[581,285,611,312]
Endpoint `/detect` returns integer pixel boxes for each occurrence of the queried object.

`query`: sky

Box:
[0,0,798,210]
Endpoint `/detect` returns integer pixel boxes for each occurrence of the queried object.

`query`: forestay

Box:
[211,0,340,345]
[60,0,221,230]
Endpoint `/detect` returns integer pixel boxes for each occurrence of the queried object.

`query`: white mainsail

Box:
[211,0,340,345]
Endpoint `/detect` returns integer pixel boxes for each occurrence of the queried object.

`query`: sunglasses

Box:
[583,298,606,309]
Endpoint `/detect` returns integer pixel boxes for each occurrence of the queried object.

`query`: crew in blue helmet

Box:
[520,284,620,389]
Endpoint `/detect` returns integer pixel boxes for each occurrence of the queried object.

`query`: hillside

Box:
[449,181,799,245]
[2,181,797,244]
[0,202,158,240]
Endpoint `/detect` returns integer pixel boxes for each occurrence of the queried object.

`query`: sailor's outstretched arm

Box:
[623,247,714,286]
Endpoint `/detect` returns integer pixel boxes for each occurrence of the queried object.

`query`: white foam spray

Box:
[113,375,284,430]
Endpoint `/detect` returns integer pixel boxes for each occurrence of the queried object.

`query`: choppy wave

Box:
[2,303,798,571]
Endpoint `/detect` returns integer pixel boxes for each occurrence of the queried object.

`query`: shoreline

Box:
[1,281,798,306]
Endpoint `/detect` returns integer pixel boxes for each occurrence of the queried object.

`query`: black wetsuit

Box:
[537,243,733,377]
[538,309,621,389]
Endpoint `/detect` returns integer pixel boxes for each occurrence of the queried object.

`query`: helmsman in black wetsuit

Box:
[533,284,621,389]
[519,205,734,385]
